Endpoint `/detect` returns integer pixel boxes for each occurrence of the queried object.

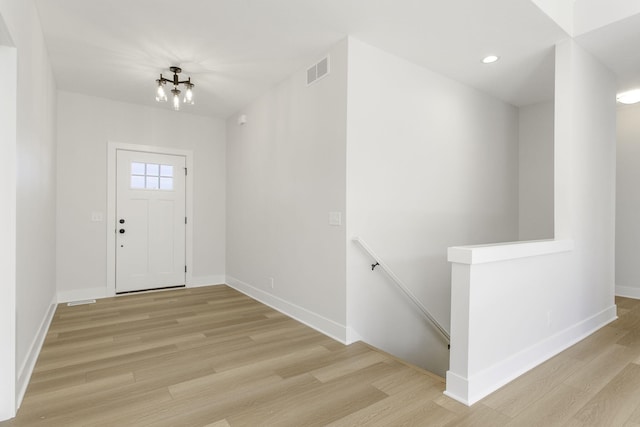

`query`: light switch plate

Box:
[329,211,342,226]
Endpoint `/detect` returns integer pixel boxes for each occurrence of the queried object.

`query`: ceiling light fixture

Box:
[155,66,195,111]
[617,89,640,105]
[482,55,500,64]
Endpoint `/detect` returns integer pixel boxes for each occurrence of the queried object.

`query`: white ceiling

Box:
[32,0,639,118]
[575,12,640,95]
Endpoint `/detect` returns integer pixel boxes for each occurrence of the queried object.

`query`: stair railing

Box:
[353,236,451,345]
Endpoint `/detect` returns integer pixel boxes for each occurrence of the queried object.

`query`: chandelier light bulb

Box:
[184,83,194,105]
[155,81,167,102]
[172,88,181,111]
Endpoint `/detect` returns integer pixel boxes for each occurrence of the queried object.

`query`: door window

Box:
[130,162,174,190]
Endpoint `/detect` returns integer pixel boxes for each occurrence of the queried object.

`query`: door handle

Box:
[119,229,125,234]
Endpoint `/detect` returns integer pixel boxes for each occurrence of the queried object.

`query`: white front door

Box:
[115,149,186,293]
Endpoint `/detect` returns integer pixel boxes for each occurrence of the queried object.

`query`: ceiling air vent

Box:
[307,56,330,86]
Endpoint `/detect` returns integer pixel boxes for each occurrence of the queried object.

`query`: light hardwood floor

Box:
[3,285,640,426]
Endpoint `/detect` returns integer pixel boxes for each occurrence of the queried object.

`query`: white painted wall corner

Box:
[346,327,363,345]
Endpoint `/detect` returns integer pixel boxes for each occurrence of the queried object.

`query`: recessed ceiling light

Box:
[617,89,640,105]
[482,55,499,64]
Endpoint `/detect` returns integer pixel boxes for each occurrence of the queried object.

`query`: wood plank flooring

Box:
[3,285,640,426]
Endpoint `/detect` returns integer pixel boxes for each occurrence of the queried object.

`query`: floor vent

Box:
[67,299,96,307]
[307,56,330,85]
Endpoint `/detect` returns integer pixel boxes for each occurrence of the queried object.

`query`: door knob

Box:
[119,229,125,234]
[119,219,125,224]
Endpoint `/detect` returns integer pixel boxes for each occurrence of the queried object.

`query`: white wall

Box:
[518,101,554,240]
[346,38,520,376]
[446,39,617,405]
[56,92,226,300]
[226,39,348,340]
[615,103,640,298]
[0,17,17,422]
[0,0,57,420]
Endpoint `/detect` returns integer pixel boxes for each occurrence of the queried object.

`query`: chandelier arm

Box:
[157,70,193,85]
[158,78,193,86]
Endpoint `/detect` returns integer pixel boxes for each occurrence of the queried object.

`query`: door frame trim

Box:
[107,142,194,297]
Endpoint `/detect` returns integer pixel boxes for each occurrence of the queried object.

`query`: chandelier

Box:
[155,66,194,111]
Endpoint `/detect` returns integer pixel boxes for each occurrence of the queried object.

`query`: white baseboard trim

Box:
[16,295,58,408]
[57,277,226,303]
[616,285,640,300]
[346,327,363,345]
[226,276,347,344]
[188,275,226,288]
[443,371,471,406]
[445,304,617,406]
[57,286,108,304]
